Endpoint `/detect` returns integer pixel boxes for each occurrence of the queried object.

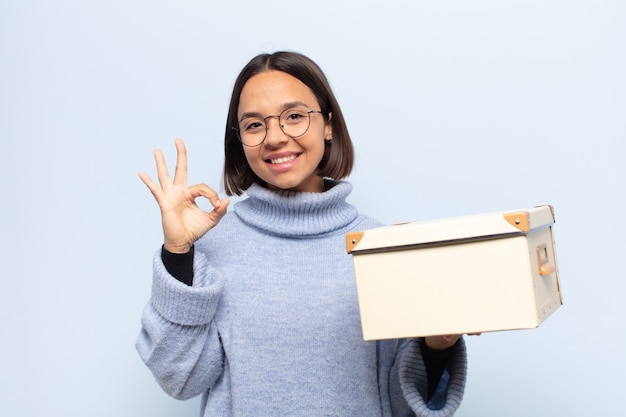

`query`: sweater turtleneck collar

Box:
[233,180,359,238]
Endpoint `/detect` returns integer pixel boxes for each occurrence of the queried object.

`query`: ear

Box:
[324,112,333,140]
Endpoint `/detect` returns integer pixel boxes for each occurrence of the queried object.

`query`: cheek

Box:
[242,147,261,166]
[241,148,265,178]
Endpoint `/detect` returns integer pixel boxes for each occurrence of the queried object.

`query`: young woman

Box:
[137,51,467,417]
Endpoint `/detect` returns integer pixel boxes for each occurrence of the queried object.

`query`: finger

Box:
[189,184,230,217]
[153,149,173,190]
[138,171,164,202]
[173,138,188,187]
[189,183,221,206]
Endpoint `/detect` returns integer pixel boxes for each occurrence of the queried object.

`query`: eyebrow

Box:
[238,101,311,121]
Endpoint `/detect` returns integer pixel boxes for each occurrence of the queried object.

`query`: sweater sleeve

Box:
[135,249,225,400]
[384,338,467,417]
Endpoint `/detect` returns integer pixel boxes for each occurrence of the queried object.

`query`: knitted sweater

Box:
[136,180,467,416]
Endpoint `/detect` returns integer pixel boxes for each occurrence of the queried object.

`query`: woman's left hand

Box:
[424,333,480,351]
[424,335,462,351]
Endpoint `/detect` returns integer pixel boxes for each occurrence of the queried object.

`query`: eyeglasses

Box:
[233,108,324,147]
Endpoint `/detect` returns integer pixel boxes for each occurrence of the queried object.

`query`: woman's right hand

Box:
[139,139,230,253]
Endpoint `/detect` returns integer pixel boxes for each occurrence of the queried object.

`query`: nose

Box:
[264,116,288,147]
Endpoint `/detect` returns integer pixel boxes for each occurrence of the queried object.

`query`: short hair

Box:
[223,51,354,196]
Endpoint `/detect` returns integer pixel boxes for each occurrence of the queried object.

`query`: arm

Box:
[422,340,458,402]
[136,139,230,398]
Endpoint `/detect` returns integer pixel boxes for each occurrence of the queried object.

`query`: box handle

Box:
[536,243,555,276]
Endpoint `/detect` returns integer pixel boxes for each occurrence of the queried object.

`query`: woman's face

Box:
[237,70,332,193]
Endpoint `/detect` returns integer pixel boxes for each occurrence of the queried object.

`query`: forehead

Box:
[238,70,319,115]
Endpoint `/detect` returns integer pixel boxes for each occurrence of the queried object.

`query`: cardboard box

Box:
[346,205,562,340]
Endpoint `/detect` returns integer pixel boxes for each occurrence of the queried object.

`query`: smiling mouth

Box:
[269,155,298,164]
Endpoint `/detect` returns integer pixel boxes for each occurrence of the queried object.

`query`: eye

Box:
[283,110,308,124]
[242,119,264,131]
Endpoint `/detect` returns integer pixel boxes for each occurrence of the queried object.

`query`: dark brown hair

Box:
[223,51,354,196]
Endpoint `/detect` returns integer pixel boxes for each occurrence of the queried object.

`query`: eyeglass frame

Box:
[232,108,325,147]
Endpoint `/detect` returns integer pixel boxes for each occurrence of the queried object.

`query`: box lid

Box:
[347,205,555,254]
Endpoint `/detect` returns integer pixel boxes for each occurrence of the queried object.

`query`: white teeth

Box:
[270,155,297,164]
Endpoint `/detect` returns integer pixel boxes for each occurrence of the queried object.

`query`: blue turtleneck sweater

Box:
[137,180,467,416]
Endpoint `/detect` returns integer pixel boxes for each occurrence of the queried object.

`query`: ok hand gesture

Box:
[139,139,230,253]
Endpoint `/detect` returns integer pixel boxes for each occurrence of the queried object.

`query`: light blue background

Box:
[1,1,624,416]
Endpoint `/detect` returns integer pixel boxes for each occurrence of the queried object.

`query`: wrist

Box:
[163,241,192,254]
